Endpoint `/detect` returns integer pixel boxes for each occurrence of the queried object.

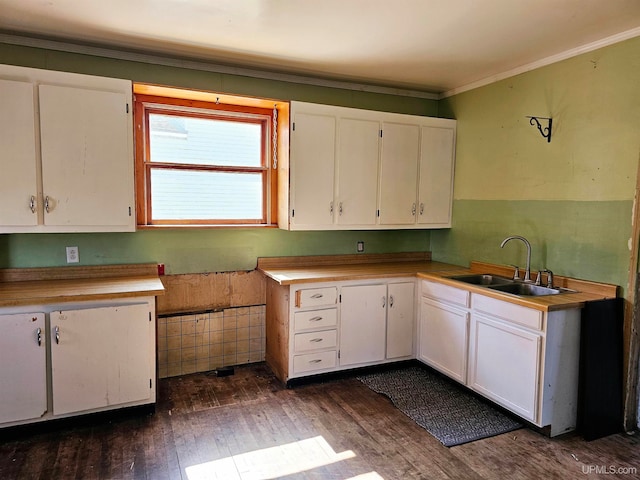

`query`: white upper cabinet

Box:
[0,64,135,233]
[290,108,336,228]
[286,101,456,230]
[336,117,380,226]
[0,79,38,227]
[418,126,455,226]
[379,121,421,225]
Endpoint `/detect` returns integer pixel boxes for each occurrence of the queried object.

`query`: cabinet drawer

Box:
[294,308,337,331]
[294,329,338,353]
[472,294,543,331]
[295,287,337,308]
[421,280,469,307]
[293,350,337,374]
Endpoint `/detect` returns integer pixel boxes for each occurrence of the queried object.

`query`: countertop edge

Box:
[0,275,165,308]
[258,259,614,312]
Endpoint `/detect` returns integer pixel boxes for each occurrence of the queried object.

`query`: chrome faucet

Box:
[500,235,532,282]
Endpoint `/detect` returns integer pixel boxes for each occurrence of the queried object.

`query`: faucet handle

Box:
[541,269,554,288]
[509,264,520,280]
[535,270,543,286]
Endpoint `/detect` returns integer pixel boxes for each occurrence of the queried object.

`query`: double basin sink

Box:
[448,274,576,297]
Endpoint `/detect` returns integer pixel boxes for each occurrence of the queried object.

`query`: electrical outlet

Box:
[357,241,365,253]
[66,246,79,263]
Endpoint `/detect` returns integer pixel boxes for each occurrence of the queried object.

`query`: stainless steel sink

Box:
[448,274,515,286]
[488,283,574,296]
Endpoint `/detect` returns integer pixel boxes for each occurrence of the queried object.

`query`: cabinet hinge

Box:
[150,378,153,389]
[338,350,341,359]
[149,312,152,322]
[129,206,132,216]
[126,103,129,114]
[380,129,383,138]
[292,122,295,131]
[377,210,380,217]
[339,294,342,303]
[292,209,295,217]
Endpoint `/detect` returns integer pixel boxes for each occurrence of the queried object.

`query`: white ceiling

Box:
[1,0,640,96]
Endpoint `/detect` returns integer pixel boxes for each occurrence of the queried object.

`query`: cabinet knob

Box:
[419,203,424,216]
[382,296,386,308]
[36,327,42,346]
[389,295,394,308]
[45,196,51,213]
[29,195,37,214]
[329,202,333,215]
[339,202,343,216]
[411,203,416,216]
[54,325,60,344]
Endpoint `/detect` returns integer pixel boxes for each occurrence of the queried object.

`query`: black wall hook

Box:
[526,116,552,143]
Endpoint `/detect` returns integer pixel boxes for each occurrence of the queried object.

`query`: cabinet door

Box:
[51,304,152,416]
[386,282,415,359]
[418,126,455,226]
[379,122,420,224]
[469,313,541,422]
[0,79,38,227]
[0,313,46,424]
[340,284,386,366]
[418,298,468,383]
[336,117,380,225]
[290,110,336,228]
[39,84,133,229]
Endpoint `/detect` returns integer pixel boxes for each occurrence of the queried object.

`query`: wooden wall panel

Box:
[157,270,266,315]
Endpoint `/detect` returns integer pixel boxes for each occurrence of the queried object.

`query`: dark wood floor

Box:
[1,363,638,479]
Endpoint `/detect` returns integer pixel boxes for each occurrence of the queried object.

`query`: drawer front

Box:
[421,280,469,308]
[472,294,543,331]
[294,308,337,331]
[294,329,338,353]
[295,287,338,308]
[293,350,337,374]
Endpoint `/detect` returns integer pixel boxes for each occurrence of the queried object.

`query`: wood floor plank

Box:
[0,363,638,479]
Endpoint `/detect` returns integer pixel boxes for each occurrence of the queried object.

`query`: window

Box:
[134,86,284,226]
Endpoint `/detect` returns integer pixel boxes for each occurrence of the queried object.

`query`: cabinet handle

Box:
[45,196,51,213]
[36,327,42,346]
[339,202,343,216]
[329,202,333,215]
[389,295,394,308]
[29,195,36,214]
[310,338,323,343]
[309,316,323,322]
[419,203,424,215]
[310,293,324,299]
[54,325,60,344]
[309,359,322,364]
[411,203,416,216]
[382,296,386,308]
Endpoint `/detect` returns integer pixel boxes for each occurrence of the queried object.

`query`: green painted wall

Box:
[0,44,434,274]
[433,37,640,294]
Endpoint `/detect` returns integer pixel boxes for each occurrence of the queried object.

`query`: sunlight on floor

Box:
[185,435,379,479]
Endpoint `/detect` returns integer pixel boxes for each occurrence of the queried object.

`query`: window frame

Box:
[134,92,279,227]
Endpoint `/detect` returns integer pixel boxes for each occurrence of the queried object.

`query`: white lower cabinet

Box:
[51,304,153,416]
[0,298,156,429]
[418,279,581,436]
[468,313,541,422]
[418,297,469,383]
[0,313,47,424]
[266,278,416,382]
[340,284,387,366]
[386,282,416,359]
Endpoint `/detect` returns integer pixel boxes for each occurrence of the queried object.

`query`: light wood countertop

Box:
[257,254,618,312]
[0,264,165,308]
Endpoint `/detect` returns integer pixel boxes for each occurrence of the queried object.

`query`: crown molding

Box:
[440,26,640,99]
[0,32,439,100]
